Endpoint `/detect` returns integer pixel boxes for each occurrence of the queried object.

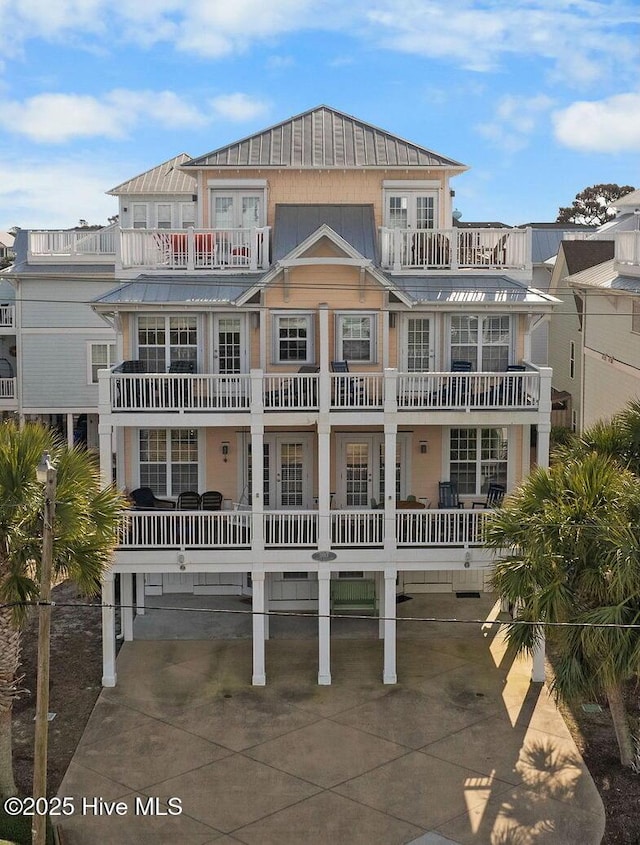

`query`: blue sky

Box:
[0,0,638,231]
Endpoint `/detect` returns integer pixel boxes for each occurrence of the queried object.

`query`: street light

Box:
[32,451,57,845]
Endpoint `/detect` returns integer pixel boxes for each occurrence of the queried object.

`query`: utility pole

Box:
[32,453,57,845]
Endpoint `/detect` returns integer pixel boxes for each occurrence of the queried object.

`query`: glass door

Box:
[276,441,305,509]
[213,315,244,374]
[403,316,434,372]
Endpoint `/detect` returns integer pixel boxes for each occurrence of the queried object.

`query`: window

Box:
[156,204,172,229]
[211,192,263,229]
[569,340,575,379]
[132,204,147,229]
[450,315,511,371]
[633,301,640,334]
[336,313,376,362]
[282,572,309,580]
[88,342,116,384]
[180,202,196,229]
[384,190,437,229]
[449,428,507,496]
[273,313,313,363]
[137,315,198,372]
[139,429,199,496]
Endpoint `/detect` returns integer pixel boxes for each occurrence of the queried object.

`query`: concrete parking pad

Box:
[57,594,605,844]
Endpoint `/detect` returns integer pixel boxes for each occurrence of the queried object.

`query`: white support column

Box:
[318,570,331,685]
[318,423,331,547]
[66,412,74,448]
[263,573,270,640]
[318,304,330,415]
[383,568,397,684]
[121,573,134,642]
[101,572,117,687]
[531,629,546,683]
[98,421,113,489]
[537,422,551,470]
[252,571,266,685]
[375,571,384,639]
[135,573,145,616]
[382,388,398,554]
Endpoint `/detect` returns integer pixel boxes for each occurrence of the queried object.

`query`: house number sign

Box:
[311,551,337,562]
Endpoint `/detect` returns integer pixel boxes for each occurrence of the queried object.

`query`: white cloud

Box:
[0,90,208,143]
[0,157,120,230]
[210,93,269,122]
[476,94,554,152]
[553,93,640,152]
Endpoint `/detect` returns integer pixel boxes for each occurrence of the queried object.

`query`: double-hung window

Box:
[132,204,147,229]
[137,315,198,372]
[273,313,313,363]
[450,315,511,370]
[156,204,172,229]
[449,427,507,495]
[336,313,376,363]
[139,429,199,496]
[88,342,116,384]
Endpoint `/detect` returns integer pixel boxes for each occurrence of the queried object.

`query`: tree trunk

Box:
[606,682,635,768]
[0,605,21,797]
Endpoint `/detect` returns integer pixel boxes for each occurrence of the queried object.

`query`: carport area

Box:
[58,594,605,845]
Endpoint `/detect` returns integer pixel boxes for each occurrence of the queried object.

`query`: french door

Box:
[336,435,407,508]
[213,315,245,374]
[385,191,437,230]
[402,316,434,372]
[247,434,313,509]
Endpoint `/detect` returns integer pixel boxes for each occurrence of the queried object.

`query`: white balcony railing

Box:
[105,367,546,414]
[0,304,15,329]
[380,227,531,272]
[0,378,16,400]
[615,231,640,267]
[28,229,117,260]
[116,508,490,551]
[119,227,271,271]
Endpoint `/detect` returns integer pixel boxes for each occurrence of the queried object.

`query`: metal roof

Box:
[567,260,640,293]
[94,275,256,306]
[562,241,615,276]
[185,105,466,170]
[108,153,196,196]
[389,274,557,305]
[273,204,377,261]
[530,229,596,264]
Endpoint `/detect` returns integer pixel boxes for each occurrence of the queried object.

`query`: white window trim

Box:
[448,314,514,371]
[383,187,440,230]
[131,203,148,229]
[87,341,116,385]
[400,314,437,372]
[135,428,204,499]
[208,184,267,228]
[135,313,202,372]
[271,311,315,365]
[444,426,509,498]
[335,312,377,364]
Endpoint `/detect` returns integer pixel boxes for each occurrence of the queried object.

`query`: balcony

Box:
[28,229,117,263]
[380,227,531,272]
[563,230,640,273]
[119,227,271,272]
[0,304,15,330]
[117,508,491,552]
[103,366,548,415]
[0,377,17,408]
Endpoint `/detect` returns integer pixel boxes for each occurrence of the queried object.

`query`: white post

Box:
[537,422,551,470]
[531,629,546,683]
[318,571,331,685]
[318,424,331,547]
[101,572,117,687]
[66,412,74,448]
[136,573,145,616]
[318,304,330,413]
[98,421,113,489]
[376,571,384,639]
[383,568,397,684]
[121,573,134,641]
[252,571,266,685]
[263,573,270,640]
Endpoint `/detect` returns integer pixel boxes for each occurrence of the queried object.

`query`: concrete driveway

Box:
[58,594,605,844]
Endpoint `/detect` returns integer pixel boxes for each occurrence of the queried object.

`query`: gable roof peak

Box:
[185,105,467,170]
[108,152,195,196]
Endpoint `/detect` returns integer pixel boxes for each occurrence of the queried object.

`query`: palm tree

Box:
[0,421,124,798]
[484,451,640,768]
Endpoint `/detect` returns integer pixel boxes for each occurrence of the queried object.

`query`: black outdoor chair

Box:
[331,360,365,406]
[438,481,463,509]
[433,360,473,406]
[472,483,506,509]
[169,359,196,374]
[266,365,319,408]
[201,490,223,511]
[177,491,201,510]
[129,487,175,510]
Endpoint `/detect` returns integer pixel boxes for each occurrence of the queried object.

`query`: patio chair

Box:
[438,481,463,509]
[481,364,527,407]
[433,360,473,407]
[168,359,196,374]
[472,483,506,509]
[177,491,201,510]
[200,490,223,511]
[266,365,319,408]
[331,361,365,406]
[129,487,175,510]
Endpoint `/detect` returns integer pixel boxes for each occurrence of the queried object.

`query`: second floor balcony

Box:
[0,377,17,407]
[28,229,117,263]
[0,304,15,330]
[102,365,550,416]
[380,227,532,272]
[119,227,271,272]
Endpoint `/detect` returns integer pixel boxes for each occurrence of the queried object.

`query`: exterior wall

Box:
[201,168,448,230]
[548,252,582,430]
[582,290,640,427]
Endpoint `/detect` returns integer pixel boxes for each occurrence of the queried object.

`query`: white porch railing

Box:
[264,511,318,546]
[117,508,492,551]
[119,227,271,271]
[615,231,640,267]
[396,509,489,546]
[110,373,251,411]
[0,304,15,328]
[396,371,539,410]
[119,510,251,548]
[106,368,543,413]
[379,227,531,271]
[28,229,117,259]
[0,378,16,400]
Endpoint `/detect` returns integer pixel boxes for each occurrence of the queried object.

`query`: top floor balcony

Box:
[119,227,271,272]
[0,304,15,330]
[379,227,532,273]
[28,229,117,263]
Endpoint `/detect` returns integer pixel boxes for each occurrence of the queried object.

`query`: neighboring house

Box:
[33,105,558,687]
[546,188,639,432]
[0,230,15,262]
